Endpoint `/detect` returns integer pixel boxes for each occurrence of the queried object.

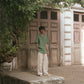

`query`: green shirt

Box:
[35,33,49,54]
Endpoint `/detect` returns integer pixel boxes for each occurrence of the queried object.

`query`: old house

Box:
[1,4,84,72]
[25,4,84,71]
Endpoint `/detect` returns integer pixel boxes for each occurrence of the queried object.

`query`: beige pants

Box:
[37,52,48,75]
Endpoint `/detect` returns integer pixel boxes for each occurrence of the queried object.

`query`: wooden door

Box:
[49,10,60,66]
[28,8,60,70]
[81,14,84,64]
[73,12,84,65]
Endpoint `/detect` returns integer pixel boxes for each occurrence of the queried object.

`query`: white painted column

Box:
[60,10,65,65]
[60,8,74,65]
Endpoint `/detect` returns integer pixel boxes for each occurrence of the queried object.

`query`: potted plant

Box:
[0,28,20,71]
[0,46,18,64]
[0,38,19,71]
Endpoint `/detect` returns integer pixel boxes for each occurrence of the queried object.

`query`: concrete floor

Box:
[0,70,64,84]
[1,65,84,84]
[49,65,84,84]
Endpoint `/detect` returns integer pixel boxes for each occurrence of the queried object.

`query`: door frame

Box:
[73,11,84,65]
[28,8,61,70]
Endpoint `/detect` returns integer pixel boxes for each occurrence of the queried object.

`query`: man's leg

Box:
[37,52,43,76]
[43,54,48,75]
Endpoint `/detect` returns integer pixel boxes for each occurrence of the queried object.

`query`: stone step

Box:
[0,71,64,84]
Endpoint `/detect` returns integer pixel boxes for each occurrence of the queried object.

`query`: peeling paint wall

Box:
[60,8,73,65]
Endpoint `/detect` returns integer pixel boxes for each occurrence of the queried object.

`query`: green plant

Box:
[0,0,51,63]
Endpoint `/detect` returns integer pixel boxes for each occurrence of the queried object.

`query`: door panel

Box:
[51,48,58,65]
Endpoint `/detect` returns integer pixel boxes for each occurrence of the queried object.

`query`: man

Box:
[35,26,49,76]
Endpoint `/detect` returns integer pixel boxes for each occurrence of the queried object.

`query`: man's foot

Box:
[43,73,48,76]
[37,74,42,77]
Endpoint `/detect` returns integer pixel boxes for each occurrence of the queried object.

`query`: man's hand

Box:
[37,48,38,52]
[46,44,49,56]
[47,50,49,56]
[36,44,38,52]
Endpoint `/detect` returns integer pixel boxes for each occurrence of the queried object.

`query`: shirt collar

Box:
[40,33,45,37]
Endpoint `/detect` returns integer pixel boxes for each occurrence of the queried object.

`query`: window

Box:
[51,12,57,20]
[40,11,48,19]
[82,15,84,22]
[74,14,79,21]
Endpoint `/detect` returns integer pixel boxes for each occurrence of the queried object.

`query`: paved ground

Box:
[0,70,64,84]
[49,65,84,84]
[1,65,84,84]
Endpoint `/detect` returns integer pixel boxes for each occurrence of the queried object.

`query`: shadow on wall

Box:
[16,48,28,70]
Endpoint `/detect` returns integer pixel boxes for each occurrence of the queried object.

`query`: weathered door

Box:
[28,8,60,70]
[73,12,84,64]
[81,14,84,64]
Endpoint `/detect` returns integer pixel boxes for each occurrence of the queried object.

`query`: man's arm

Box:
[35,35,39,51]
[36,44,38,51]
[46,43,49,56]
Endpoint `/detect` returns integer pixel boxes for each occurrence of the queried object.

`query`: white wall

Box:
[60,8,73,65]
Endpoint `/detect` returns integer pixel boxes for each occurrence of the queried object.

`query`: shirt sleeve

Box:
[35,35,39,43]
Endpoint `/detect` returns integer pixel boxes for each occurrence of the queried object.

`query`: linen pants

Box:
[37,52,48,75]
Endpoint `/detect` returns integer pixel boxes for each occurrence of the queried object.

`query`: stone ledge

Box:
[0,71,64,84]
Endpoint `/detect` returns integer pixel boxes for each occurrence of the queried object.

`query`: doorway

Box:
[73,12,84,65]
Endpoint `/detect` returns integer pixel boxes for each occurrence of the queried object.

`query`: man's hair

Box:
[39,26,45,32]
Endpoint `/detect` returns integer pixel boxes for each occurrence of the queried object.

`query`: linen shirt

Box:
[35,33,49,54]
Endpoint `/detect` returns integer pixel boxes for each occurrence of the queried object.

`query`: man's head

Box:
[39,26,45,34]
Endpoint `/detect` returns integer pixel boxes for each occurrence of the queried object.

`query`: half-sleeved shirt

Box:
[35,33,49,54]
